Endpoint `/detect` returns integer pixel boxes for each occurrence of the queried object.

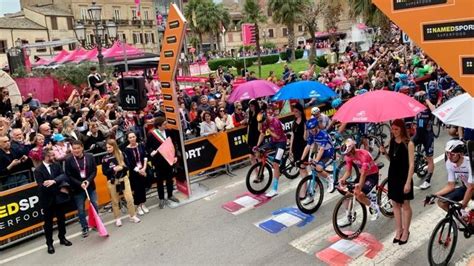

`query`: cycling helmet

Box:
[340,138,356,155]
[331,98,342,109]
[306,118,319,130]
[445,140,465,153]
[311,107,320,115]
[414,92,426,104]
[428,80,438,90]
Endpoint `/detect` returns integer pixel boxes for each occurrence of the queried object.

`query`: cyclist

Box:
[339,138,381,221]
[254,103,287,197]
[311,107,331,131]
[299,118,335,198]
[432,140,473,211]
[426,80,442,107]
[413,92,437,190]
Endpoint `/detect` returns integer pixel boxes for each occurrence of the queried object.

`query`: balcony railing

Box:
[131,19,142,26]
[143,20,154,27]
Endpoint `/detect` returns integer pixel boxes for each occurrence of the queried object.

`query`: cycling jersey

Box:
[345,149,379,175]
[307,129,334,158]
[446,156,473,187]
[415,109,433,132]
[261,116,287,143]
[314,113,331,129]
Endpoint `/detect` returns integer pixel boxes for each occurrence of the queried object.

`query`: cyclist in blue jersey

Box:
[413,92,437,190]
[299,118,335,198]
[426,80,442,107]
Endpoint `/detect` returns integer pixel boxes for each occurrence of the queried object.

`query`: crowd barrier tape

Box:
[184,101,338,176]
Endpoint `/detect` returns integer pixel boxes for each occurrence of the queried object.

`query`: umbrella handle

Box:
[84,187,91,201]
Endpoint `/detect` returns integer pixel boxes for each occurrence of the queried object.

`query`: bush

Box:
[314,55,328,68]
[295,49,304,59]
[262,42,276,50]
[233,57,257,74]
[280,52,288,61]
[208,58,234,71]
[260,54,280,65]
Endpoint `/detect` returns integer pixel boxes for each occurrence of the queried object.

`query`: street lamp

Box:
[73,2,118,73]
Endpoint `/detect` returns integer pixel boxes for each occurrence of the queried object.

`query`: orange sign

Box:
[372,0,474,95]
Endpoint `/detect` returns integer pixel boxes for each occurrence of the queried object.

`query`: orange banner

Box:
[372,0,474,95]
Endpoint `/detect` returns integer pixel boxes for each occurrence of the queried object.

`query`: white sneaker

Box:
[370,204,380,221]
[420,181,431,190]
[326,176,335,193]
[265,189,278,198]
[130,216,141,223]
[141,204,149,213]
[301,196,314,205]
[115,219,122,227]
[137,206,145,216]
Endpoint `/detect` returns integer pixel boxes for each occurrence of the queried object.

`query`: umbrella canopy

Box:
[33,57,51,66]
[433,93,474,128]
[227,80,279,103]
[0,70,22,106]
[103,42,144,58]
[333,90,426,123]
[72,49,99,63]
[272,81,337,102]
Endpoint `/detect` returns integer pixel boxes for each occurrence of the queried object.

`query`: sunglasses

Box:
[219,110,225,112]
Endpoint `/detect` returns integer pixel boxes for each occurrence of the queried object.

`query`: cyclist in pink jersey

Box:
[339,138,381,220]
[254,103,287,197]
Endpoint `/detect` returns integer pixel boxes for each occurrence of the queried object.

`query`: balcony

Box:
[114,19,129,26]
[143,20,154,27]
[131,19,142,27]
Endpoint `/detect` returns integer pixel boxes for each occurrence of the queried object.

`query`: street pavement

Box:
[1,130,473,265]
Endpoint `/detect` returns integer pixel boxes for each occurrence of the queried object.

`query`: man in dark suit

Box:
[34,148,72,254]
[64,140,98,238]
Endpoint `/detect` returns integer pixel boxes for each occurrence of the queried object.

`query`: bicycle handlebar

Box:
[424,194,463,209]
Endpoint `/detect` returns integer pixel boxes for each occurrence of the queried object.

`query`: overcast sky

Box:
[1,0,21,16]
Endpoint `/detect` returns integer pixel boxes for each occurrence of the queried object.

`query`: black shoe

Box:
[168,196,180,203]
[399,232,410,245]
[82,228,89,238]
[393,238,400,244]
[60,238,72,246]
[47,244,55,254]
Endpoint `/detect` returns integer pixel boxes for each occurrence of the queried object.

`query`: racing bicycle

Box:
[245,146,300,195]
[331,162,393,240]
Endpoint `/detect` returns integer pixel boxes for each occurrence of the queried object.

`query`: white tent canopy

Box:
[0,70,22,107]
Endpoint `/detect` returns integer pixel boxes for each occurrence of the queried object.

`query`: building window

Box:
[145,33,149,43]
[144,10,149,20]
[132,33,138,44]
[122,33,127,42]
[132,8,137,19]
[68,43,76,50]
[52,39,62,51]
[113,8,121,20]
[268,29,274,38]
[67,17,73,30]
[282,28,288,37]
[89,34,95,44]
[298,25,304,32]
[80,7,87,20]
[35,40,47,52]
[267,9,272,17]
[151,33,155,43]
[51,16,58,30]
[0,40,7,54]
[140,33,144,44]
[20,39,29,45]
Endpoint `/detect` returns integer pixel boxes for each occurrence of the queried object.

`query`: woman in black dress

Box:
[247,99,261,165]
[380,119,414,245]
[124,131,149,216]
[289,102,307,177]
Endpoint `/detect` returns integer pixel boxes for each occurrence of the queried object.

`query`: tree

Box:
[347,0,391,40]
[322,0,342,39]
[268,0,306,61]
[302,0,321,63]
[214,3,231,51]
[242,0,267,78]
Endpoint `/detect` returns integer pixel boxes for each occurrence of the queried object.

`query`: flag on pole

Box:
[85,189,109,237]
[135,0,141,17]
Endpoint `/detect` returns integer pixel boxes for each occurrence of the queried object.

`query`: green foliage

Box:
[233,57,257,74]
[208,58,235,71]
[52,63,113,88]
[10,66,28,78]
[238,45,256,52]
[314,56,328,68]
[295,49,304,59]
[260,54,280,65]
[262,42,276,49]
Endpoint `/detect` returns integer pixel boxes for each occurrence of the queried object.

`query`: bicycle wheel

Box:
[376,178,393,218]
[415,145,428,178]
[332,194,367,240]
[377,123,391,149]
[428,218,458,266]
[281,153,300,180]
[367,135,381,161]
[246,163,273,195]
[335,161,360,195]
[295,175,324,214]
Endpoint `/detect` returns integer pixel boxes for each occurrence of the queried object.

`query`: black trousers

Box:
[129,172,147,205]
[153,163,174,200]
[43,202,66,245]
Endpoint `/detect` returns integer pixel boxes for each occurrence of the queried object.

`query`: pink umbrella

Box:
[333,90,426,123]
[47,50,70,65]
[227,80,280,103]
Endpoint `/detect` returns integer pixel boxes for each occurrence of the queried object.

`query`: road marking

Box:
[224,179,246,189]
[434,153,445,164]
[0,202,162,264]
